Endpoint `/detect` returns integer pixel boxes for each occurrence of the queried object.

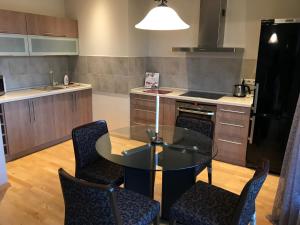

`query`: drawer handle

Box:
[218,138,242,145]
[219,122,244,128]
[135,98,155,103]
[135,109,156,113]
[220,109,245,114]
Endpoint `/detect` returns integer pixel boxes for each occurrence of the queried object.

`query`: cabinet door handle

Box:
[218,138,242,145]
[220,109,245,114]
[32,100,36,121]
[219,122,244,128]
[28,100,32,123]
[72,93,75,112]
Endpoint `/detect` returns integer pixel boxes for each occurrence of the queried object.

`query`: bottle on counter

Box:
[64,73,69,86]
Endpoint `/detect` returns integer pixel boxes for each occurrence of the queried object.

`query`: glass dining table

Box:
[95,125,217,220]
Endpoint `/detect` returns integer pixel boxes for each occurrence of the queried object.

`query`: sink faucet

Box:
[49,70,58,86]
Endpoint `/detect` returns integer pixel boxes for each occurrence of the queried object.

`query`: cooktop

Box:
[180,91,225,100]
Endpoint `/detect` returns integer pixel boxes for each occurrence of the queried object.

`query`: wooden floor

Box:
[0,138,279,225]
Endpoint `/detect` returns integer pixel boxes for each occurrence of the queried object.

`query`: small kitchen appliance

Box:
[233,80,251,97]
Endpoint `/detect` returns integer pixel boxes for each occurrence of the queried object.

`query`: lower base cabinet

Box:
[3,89,92,161]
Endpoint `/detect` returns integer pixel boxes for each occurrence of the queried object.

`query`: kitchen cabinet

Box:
[3,99,33,157]
[53,93,74,139]
[28,35,79,56]
[0,34,29,56]
[26,14,78,38]
[53,89,92,139]
[72,89,93,128]
[31,96,57,147]
[214,104,251,166]
[0,9,27,34]
[0,9,79,56]
[3,89,92,160]
[130,94,176,126]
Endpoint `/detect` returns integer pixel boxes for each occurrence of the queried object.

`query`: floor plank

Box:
[0,139,279,225]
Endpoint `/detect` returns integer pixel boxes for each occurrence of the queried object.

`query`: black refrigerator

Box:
[247,19,300,174]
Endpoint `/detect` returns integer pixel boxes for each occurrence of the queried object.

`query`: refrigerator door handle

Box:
[248,116,256,144]
[252,83,259,113]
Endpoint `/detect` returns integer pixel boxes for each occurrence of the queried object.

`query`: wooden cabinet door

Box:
[53,93,74,138]
[0,9,27,34]
[162,98,176,126]
[31,96,56,147]
[3,100,34,156]
[73,89,93,128]
[26,14,78,38]
[59,18,78,38]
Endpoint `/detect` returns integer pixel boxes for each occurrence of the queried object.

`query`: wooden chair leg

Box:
[169,218,176,225]
[250,212,256,225]
[153,214,160,225]
[207,163,212,185]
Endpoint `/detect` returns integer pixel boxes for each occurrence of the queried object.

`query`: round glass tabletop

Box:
[96,125,217,171]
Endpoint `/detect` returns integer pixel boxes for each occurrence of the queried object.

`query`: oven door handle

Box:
[177,107,215,116]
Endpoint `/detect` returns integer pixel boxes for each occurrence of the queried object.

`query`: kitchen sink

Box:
[32,83,82,91]
[143,89,172,94]
[33,86,65,91]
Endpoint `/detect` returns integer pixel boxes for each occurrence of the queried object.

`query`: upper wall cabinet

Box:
[0,34,29,56]
[0,9,27,34]
[28,36,79,56]
[26,14,78,38]
[0,9,79,56]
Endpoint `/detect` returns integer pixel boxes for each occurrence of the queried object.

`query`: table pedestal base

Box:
[124,167,156,199]
[161,168,196,220]
[124,167,196,221]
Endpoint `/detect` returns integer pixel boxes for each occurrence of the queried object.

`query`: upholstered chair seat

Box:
[72,120,124,186]
[169,160,269,225]
[59,168,160,225]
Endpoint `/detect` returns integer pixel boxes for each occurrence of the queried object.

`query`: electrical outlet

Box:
[243,79,255,85]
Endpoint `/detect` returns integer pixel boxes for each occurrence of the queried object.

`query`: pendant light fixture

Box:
[135,0,190,31]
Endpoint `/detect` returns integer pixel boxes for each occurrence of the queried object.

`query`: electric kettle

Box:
[233,80,251,97]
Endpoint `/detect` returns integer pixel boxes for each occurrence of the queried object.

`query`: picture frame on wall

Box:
[144,72,160,89]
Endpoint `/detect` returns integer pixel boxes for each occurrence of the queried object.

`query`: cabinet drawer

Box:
[215,124,247,144]
[217,104,251,115]
[215,139,246,166]
[132,97,156,111]
[132,109,156,125]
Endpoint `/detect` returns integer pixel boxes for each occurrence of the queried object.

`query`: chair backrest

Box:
[72,121,108,171]
[232,160,270,225]
[176,115,214,138]
[58,168,121,225]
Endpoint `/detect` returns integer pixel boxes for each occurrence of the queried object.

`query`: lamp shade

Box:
[135,5,190,30]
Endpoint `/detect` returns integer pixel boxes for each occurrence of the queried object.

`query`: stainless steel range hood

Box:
[172,0,243,53]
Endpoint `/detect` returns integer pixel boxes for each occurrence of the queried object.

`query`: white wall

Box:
[147,0,200,57]
[65,0,149,129]
[65,0,149,57]
[92,93,130,130]
[0,0,65,17]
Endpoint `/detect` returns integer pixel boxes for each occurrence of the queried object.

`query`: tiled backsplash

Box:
[0,56,69,91]
[69,55,243,94]
[69,56,146,94]
[0,55,246,94]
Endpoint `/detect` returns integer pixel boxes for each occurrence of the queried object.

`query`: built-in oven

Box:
[175,101,217,124]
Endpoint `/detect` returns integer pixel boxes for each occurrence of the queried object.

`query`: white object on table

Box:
[155,94,160,134]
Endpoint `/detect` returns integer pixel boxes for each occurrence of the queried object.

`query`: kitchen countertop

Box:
[131,87,254,108]
[0,83,92,104]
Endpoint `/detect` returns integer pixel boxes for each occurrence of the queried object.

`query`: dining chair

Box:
[72,120,124,186]
[169,160,269,225]
[58,168,160,225]
[175,115,214,184]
